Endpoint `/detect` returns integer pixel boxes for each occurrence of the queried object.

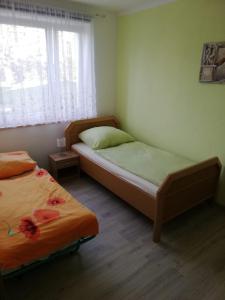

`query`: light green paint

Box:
[116,0,225,204]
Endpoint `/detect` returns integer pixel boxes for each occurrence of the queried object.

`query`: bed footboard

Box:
[153,157,222,242]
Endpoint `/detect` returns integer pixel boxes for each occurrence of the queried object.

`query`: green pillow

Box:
[79,126,135,149]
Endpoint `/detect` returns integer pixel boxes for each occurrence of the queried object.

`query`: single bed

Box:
[65,116,221,243]
[0,152,98,298]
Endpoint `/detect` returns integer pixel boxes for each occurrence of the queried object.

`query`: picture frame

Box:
[199,42,225,84]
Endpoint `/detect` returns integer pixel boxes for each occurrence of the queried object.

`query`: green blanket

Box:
[96,142,195,186]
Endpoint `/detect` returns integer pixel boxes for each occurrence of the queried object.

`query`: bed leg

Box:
[153,198,163,243]
[0,273,7,300]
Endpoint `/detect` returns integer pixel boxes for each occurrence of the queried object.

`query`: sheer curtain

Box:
[0,0,96,128]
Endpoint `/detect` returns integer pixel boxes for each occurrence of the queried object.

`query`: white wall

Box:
[0,0,116,168]
[0,123,66,168]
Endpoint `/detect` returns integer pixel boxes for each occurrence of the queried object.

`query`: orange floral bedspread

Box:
[0,169,98,270]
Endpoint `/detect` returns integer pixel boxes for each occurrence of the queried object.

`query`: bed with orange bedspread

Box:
[0,152,98,275]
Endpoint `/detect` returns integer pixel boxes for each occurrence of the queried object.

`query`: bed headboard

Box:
[65,116,120,150]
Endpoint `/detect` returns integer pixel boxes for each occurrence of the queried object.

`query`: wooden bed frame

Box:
[65,116,222,242]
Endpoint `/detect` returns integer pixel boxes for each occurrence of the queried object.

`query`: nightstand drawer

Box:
[56,159,79,169]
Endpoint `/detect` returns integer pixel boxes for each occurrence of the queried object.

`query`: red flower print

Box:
[18,217,40,241]
[36,169,48,177]
[33,209,60,224]
[47,197,65,206]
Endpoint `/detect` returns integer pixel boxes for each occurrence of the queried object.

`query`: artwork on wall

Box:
[199,42,225,84]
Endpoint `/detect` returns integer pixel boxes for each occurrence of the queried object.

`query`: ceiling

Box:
[70,0,175,15]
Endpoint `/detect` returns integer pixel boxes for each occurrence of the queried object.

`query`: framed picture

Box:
[199,42,225,84]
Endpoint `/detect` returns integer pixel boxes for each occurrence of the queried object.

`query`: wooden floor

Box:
[5,175,225,300]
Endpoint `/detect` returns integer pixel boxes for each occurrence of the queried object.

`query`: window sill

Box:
[0,121,69,131]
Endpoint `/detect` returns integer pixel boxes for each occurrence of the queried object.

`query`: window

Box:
[0,3,96,128]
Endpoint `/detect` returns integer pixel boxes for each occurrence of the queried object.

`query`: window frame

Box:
[0,15,92,129]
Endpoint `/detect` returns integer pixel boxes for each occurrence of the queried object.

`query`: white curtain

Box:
[0,1,96,128]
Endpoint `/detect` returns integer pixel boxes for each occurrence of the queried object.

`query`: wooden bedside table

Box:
[49,151,80,181]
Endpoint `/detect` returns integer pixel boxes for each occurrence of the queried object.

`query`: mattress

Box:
[0,168,98,271]
[72,143,159,197]
[96,141,195,186]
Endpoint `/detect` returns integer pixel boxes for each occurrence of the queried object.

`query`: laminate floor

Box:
[5,175,225,300]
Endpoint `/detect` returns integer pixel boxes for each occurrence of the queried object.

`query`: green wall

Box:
[116,0,225,204]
